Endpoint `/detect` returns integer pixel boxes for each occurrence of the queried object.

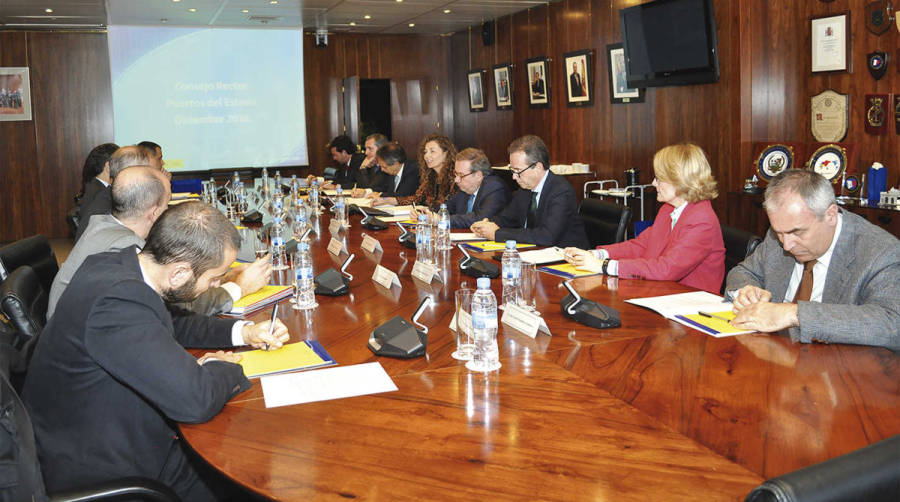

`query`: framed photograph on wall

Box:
[0,67,32,121]
[492,63,513,110]
[563,49,593,107]
[811,13,850,73]
[525,56,550,108]
[467,69,486,112]
[606,44,644,104]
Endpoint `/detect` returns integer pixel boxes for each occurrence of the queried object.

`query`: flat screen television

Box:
[619,0,719,87]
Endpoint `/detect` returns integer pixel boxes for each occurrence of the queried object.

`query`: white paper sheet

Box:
[261,362,398,408]
[450,232,487,242]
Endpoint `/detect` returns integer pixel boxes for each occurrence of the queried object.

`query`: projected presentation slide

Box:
[108,26,308,171]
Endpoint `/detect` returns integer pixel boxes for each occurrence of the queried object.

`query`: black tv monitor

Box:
[619,0,719,87]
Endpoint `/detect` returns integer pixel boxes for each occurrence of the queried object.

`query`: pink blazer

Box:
[602,200,725,293]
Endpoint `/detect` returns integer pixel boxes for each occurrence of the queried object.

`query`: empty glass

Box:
[452,288,475,361]
[518,262,538,312]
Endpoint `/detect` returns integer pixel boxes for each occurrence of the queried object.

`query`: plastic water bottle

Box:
[467,277,500,372]
[236,182,248,219]
[334,186,348,227]
[292,242,317,310]
[290,175,299,199]
[501,240,521,308]
[271,191,284,219]
[291,200,307,240]
[270,215,288,270]
[416,213,433,264]
[260,168,270,201]
[436,203,451,250]
[309,181,320,215]
[232,171,240,188]
[274,170,283,194]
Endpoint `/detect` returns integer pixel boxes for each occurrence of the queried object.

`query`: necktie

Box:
[793,260,817,303]
[394,174,400,191]
[466,194,476,213]
[526,191,538,228]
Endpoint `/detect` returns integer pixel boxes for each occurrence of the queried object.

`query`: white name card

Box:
[411,261,442,284]
[327,237,345,256]
[372,264,401,289]
[450,309,473,335]
[501,303,550,339]
[361,234,382,254]
[328,219,344,235]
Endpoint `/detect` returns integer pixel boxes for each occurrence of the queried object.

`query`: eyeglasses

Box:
[511,161,538,178]
[453,170,476,180]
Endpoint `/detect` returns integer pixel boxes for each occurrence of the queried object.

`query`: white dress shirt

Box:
[784,213,842,303]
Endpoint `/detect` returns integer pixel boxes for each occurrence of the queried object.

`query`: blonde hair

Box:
[652,143,718,202]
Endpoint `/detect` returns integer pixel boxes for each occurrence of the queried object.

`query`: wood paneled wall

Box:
[450,0,899,221]
[302,32,451,174]
[0,32,113,242]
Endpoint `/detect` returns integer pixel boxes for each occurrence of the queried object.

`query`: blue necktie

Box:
[466,194,475,213]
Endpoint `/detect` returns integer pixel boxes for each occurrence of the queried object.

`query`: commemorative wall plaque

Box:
[866,0,892,35]
[867,51,889,79]
[865,94,889,134]
[811,90,849,142]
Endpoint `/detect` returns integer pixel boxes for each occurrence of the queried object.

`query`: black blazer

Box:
[447,175,509,229]
[79,177,106,209]
[75,187,111,242]
[490,171,589,248]
[23,247,249,494]
[332,153,366,189]
[376,160,421,198]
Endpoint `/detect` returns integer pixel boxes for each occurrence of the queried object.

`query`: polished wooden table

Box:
[181,213,900,501]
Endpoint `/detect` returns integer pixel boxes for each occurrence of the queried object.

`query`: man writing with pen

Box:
[24,201,291,501]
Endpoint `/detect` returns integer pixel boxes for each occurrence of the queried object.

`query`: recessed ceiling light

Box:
[161,18,168,23]
[443,9,451,13]
[172,0,181,3]
[396,0,403,3]
[364,14,371,19]
[242,9,249,13]
[45,8,53,13]
[269,0,278,4]
[188,7,197,12]
[349,21,356,26]
[408,23,415,27]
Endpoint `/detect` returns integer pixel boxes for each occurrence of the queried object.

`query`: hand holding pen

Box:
[241,303,290,351]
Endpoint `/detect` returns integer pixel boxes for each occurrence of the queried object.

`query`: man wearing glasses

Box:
[445,147,509,228]
[471,135,588,248]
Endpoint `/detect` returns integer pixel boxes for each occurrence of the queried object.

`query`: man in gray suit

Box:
[728,170,899,350]
[49,167,271,319]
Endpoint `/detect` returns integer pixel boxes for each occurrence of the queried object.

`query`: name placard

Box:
[411,261,441,284]
[501,303,550,339]
[328,219,344,236]
[372,264,401,289]
[361,234,382,254]
[327,237,345,256]
[450,309,473,335]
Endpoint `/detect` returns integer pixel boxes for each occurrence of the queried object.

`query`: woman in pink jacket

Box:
[565,143,725,293]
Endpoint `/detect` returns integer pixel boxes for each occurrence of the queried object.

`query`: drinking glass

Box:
[452,288,475,361]
[518,262,538,312]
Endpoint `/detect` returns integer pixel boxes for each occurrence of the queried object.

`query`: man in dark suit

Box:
[24,202,289,501]
[77,143,119,210]
[354,133,389,191]
[446,147,508,228]
[471,135,589,248]
[325,135,365,189]
[369,142,420,200]
[569,61,585,98]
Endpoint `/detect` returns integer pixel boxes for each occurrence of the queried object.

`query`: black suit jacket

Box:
[447,175,509,229]
[79,177,106,210]
[75,186,111,242]
[355,161,382,189]
[490,171,589,248]
[23,247,249,494]
[332,153,365,189]
[376,160,421,198]
[570,73,584,97]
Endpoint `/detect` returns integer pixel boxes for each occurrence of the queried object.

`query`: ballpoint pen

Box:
[697,310,730,322]
[265,302,278,351]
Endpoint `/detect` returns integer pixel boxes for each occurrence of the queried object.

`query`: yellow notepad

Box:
[679,311,747,335]
[230,285,292,314]
[238,341,336,378]
[538,263,599,278]
[462,241,536,252]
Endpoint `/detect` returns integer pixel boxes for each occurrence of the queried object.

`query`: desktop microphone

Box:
[560,279,621,329]
[396,222,416,249]
[359,208,388,230]
[314,253,354,296]
[367,296,431,358]
[457,244,500,279]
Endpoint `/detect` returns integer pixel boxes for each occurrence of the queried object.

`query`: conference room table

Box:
[181,212,900,501]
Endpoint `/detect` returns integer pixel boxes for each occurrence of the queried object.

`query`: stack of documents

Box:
[519,247,566,265]
[223,285,292,317]
[625,291,753,337]
[538,263,599,278]
[238,340,336,378]
[450,232,487,242]
[461,241,535,252]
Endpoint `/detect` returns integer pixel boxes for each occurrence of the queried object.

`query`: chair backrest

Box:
[0,235,58,293]
[323,166,337,181]
[65,207,80,239]
[721,225,762,293]
[579,198,632,247]
[0,266,48,357]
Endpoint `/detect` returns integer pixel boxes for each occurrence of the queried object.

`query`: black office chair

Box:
[65,207,81,239]
[721,225,762,293]
[0,266,49,386]
[745,434,900,502]
[0,338,180,502]
[579,198,632,247]
[323,166,337,181]
[0,235,59,293]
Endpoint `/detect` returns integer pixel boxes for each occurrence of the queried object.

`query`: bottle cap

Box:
[440,203,447,209]
[418,214,427,222]
[336,187,343,194]
[506,240,517,249]
[476,277,491,289]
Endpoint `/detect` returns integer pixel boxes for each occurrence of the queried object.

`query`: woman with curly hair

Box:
[564,143,725,293]
[372,133,458,209]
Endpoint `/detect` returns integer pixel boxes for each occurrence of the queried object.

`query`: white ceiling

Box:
[0,0,552,35]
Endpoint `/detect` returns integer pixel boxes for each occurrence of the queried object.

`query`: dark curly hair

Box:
[416,133,458,201]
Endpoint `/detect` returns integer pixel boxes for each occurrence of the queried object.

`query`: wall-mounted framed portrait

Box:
[492,63,513,110]
[563,49,593,107]
[525,56,550,108]
[467,69,487,112]
[606,44,644,104]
